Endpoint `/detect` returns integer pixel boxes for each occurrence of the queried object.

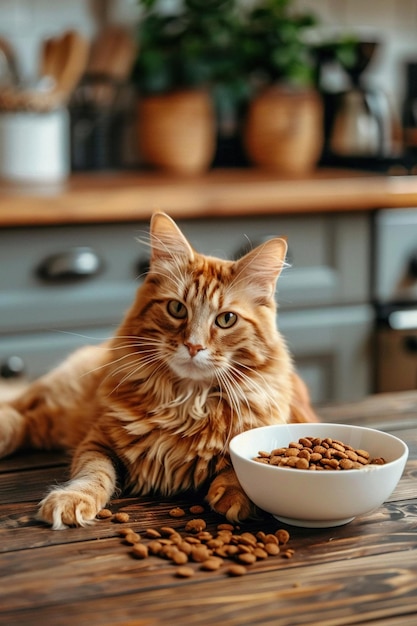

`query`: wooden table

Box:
[1,390,417,625]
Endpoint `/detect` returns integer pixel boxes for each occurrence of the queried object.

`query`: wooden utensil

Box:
[87,25,136,82]
[40,30,90,102]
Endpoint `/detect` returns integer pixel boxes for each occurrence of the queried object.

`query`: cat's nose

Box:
[184,341,205,357]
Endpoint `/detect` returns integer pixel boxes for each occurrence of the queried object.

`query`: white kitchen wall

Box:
[0,0,416,112]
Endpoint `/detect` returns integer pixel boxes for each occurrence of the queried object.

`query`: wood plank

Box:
[0,465,70,504]
[0,549,416,626]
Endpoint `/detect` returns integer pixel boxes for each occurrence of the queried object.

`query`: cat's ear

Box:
[150,212,194,264]
[234,238,288,299]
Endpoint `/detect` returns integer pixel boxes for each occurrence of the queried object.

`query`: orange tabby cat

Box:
[0,212,317,529]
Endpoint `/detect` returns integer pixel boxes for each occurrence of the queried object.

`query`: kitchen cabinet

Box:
[0,212,373,403]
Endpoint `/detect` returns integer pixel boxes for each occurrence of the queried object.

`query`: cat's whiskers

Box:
[80,339,165,379]
[110,350,164,383]
[229,360,277,420]
[107,355,168,397]
[214,369,248,447]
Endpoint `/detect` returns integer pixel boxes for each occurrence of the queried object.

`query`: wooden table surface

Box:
[1,390,417,626]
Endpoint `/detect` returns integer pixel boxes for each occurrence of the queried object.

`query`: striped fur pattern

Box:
[0,213,317,529]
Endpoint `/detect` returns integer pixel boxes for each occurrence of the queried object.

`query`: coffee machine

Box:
[320,40,401,164]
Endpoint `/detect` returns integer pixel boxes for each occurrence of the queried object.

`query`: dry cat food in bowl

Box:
[229,423,408,528]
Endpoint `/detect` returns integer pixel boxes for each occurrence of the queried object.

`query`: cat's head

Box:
[122,213,288,385]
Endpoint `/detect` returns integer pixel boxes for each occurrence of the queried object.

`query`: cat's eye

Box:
[167,300,187,319]
[216,312,237,329]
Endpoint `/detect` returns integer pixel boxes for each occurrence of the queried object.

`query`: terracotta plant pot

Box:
[244,86,324,175]
[137,90,216,176]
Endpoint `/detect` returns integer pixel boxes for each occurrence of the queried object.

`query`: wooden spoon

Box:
[40,30,89,102]
[87,25,136,81]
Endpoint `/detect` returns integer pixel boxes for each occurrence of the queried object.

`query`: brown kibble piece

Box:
[189,505,205,514]
[295,457,309,470]
[217,523,234,531]
[339,458,354,470]
[185,519,206,533]
[227,564,247,576]
[160,526,177,536]
[171,550,189,565]
[175,566,195,578]
[253,547,268,560]
[147,540,163,555]
[265,542,280,556]
[131,543,148,559]
[285,448,299,457]
[356,449,370,459]
[282,549,295,559]
[169,507,186,518]
[113,512,130,523]
[238,532,257,546]
[237,552,257,564]
[371,457,386,465]
[197,531,213,542]
[276,529,290,544]
[191,546,211,562]
[124,532,141,545]
[145,528,162,538]
[201,557,223,571]
[96,508,113,519]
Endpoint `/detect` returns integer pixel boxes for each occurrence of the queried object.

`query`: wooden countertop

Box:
[2,168,417,227]
[1,389,417,625]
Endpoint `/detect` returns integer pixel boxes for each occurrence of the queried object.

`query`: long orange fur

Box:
[0,213,317,529]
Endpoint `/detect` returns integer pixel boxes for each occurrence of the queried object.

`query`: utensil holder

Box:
[0,109,70,182]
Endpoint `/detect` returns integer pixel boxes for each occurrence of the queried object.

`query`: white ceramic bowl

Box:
[229,423,408,528]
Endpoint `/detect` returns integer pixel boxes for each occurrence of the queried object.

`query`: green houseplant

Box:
[241,0,317,89]
[132,0,246,174]
[240,0,324,175]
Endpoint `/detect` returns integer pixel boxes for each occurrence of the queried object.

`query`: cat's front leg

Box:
[38,450,117,530]
[206,467,256,522]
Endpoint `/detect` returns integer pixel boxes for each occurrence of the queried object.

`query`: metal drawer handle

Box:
[0,356,25,379]
[36,247,103,282]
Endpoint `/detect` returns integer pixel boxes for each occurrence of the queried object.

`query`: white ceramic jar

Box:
[0,108,70,182]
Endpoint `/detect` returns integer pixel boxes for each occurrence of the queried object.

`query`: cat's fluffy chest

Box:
[107,387,232,494]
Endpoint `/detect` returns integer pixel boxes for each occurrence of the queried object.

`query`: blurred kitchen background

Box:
[1,0,417,172]
[2,0,417,405]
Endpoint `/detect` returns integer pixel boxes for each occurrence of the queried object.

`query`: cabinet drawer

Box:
[374,207,417,303]
[0,224,144,333]
[0,327,111,381]
[280,304,374,403]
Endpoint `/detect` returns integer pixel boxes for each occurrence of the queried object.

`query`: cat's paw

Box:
[206,475,256,522]
[38,489,100,530]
